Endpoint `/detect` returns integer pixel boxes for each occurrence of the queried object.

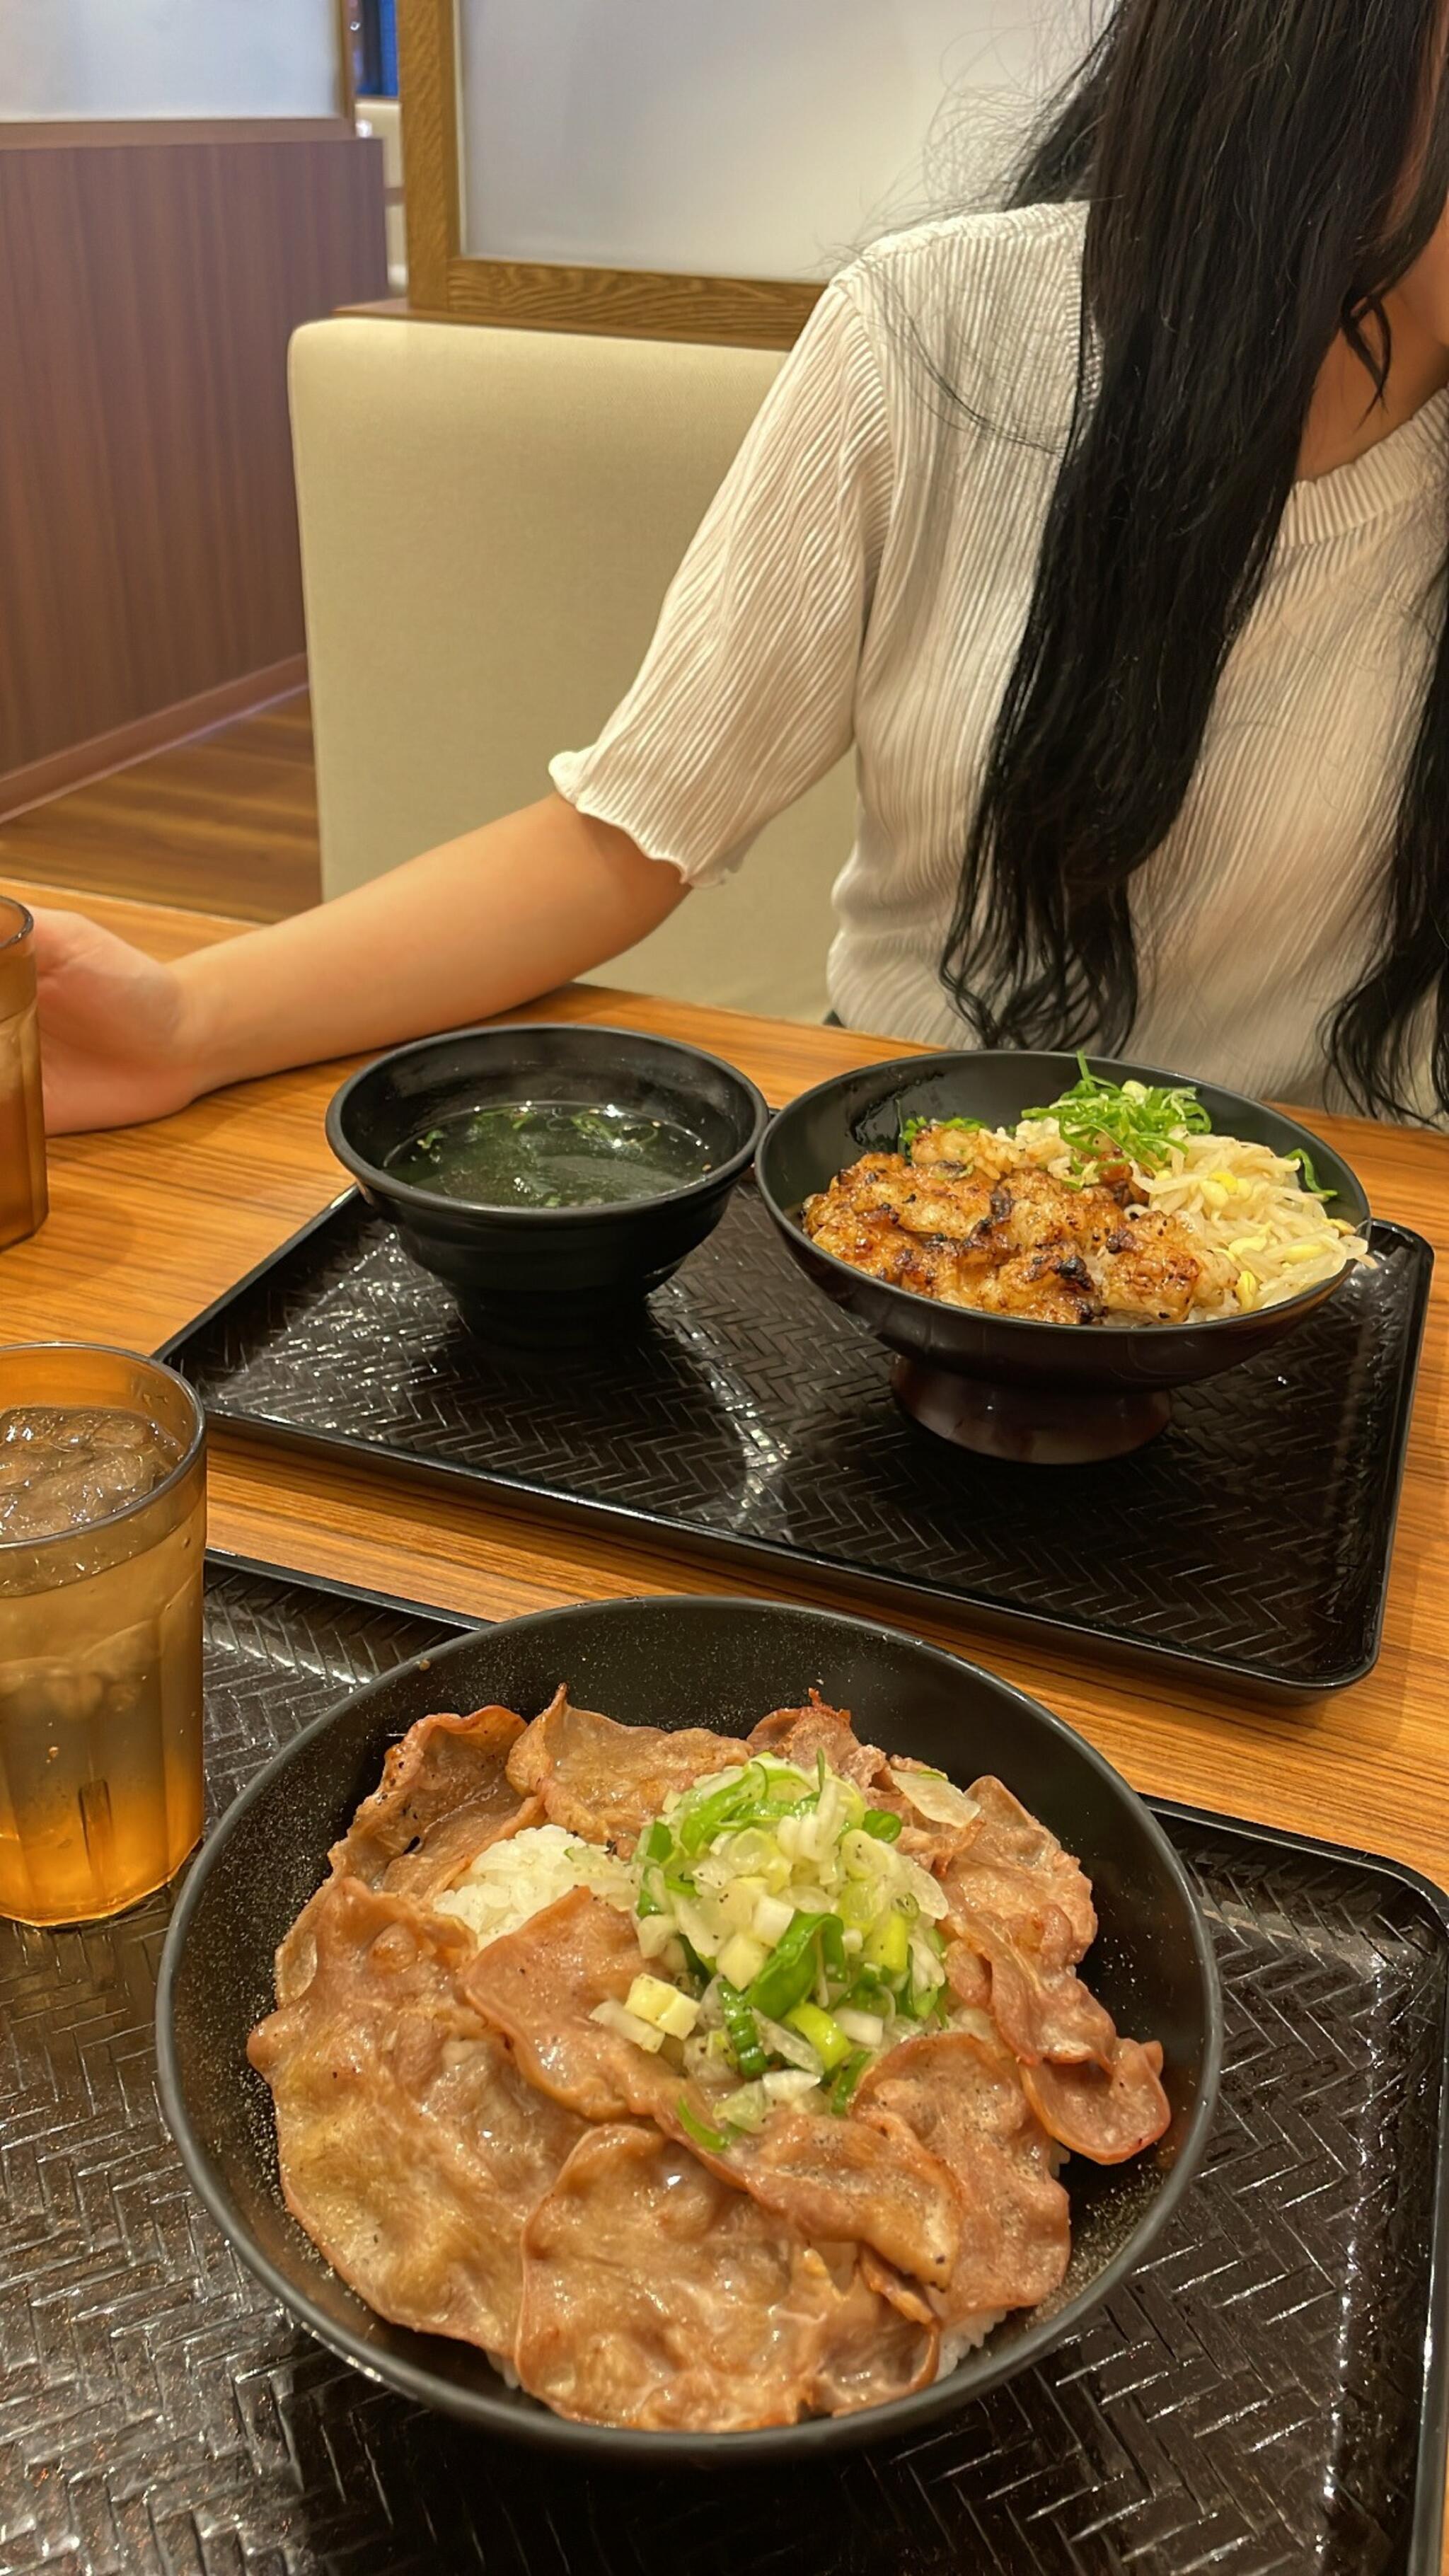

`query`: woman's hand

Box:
[32,907,202,1136]
[27,797,684,1137]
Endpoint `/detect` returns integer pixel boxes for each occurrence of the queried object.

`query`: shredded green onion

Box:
[676,2096,734,2156]
[900,1113,983,1155]
[672,1760,807,1858]
[611,1747,958,2115]
[828,2050,870,2115]
[1022,1052,1210,1183]
[718,1982,769,2079]
[1289,1147,1334,1201]
[748,1911,843,2021]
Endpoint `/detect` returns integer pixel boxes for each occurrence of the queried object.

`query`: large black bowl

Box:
[327,1023,768,1339]
[156,1594,1221,2467]
[757,1048,1370,1463]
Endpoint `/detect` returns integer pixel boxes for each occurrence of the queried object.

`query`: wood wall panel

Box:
[0,126,387,802]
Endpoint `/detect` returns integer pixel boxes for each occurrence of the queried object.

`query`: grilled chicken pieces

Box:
[801,1124,1203,1325]
[250,1692,1170,2432]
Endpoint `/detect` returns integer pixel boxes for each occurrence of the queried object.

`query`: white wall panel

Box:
[0,0,337,121]
[458,1,1083,280]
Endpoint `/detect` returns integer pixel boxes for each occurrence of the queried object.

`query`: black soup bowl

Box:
[756,1048,1371,1465]
[156,1593,1222,2468]
[327,1022,768,1336]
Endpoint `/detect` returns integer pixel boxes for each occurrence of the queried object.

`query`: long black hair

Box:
[942,0,1449,1119]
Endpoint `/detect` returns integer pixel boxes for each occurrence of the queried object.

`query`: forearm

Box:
[178,795,687,1090]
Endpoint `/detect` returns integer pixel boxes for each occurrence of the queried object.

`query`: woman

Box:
[33,0,1449,1132]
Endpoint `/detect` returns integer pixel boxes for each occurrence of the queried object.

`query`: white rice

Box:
[432,1824,632,1947]
[937,2314,1009,2374]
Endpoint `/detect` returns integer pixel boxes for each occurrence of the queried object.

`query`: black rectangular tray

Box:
[158,1185,1433,1698]
[2,1552,1444,2576]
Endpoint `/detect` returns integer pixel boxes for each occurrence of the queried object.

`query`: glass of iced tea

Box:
[0,1345,206,1926]
[0,899,47,1252]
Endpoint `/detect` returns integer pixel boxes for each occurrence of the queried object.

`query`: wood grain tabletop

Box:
[4,875,1448,1903]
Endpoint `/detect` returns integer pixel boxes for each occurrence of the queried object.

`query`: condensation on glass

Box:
[0,1346,207,1927]
[0,899,47,1252]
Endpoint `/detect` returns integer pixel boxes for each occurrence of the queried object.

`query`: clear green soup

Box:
[385,1099,715,1211]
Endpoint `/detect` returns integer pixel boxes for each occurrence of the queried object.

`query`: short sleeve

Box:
[549,278,894,886]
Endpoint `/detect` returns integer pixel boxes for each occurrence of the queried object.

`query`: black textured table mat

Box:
[1,1554,1445,2576]
[161,1187,1432,1697]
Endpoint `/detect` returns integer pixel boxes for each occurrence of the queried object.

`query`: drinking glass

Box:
[0,899,47,1252]
[0,1346,207,1926]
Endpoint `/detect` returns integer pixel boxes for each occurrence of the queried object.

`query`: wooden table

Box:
[6,876,1449,2561]
[5,877,1448,1893]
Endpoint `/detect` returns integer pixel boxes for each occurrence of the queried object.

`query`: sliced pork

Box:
[248,1876,583,2355]
[947,1914,1117,2069]
[858,2031,1070,2322]
[940,1776,1098,1963]
[516,2124,938,2430]
[746,1694,892,1794]
[1022,2040,1172,2163]
[507,1688,749,1852]
[328,1702,538,1902]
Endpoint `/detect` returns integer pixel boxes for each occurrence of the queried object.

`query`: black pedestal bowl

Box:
[756,1049,1370,1464]
[327,1022,768,1341]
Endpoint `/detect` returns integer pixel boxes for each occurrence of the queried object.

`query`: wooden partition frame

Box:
[335,0,359,122]
[398,0,821,347]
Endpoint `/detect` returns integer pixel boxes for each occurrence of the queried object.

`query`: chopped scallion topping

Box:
[1022,1053,1210,1183]
[900,1113,983,1155]
[828,2050,870,2115]
[1289,1147,1334,1201]
[717,1981,770,2079]
[676,2096,734,2156]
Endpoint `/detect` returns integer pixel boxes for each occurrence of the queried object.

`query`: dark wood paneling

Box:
[0,129,386,787]
[0,120,351,149]
[0,689,321,921]
[0,653,306,819]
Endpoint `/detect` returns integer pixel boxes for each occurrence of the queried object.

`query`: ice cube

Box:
[0,1407,182,1540]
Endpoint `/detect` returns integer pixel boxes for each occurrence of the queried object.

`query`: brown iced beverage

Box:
[0,900,46,1252]
[0,1346,206,1926]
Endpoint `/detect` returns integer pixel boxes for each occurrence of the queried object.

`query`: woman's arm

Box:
[35,794,687,1133]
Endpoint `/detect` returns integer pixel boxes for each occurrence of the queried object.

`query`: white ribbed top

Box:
[551,202,1449,1114]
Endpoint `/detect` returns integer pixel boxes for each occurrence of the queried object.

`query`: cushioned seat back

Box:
[289,316,856,1022]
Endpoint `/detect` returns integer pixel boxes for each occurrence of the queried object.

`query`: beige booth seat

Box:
[289,317,856,1024]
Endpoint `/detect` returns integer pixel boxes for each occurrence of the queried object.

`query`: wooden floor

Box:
[0,690,321,922]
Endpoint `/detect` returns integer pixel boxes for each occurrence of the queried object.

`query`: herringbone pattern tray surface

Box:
[162,1191,1431,1693]
[1,1561,1444,2575]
